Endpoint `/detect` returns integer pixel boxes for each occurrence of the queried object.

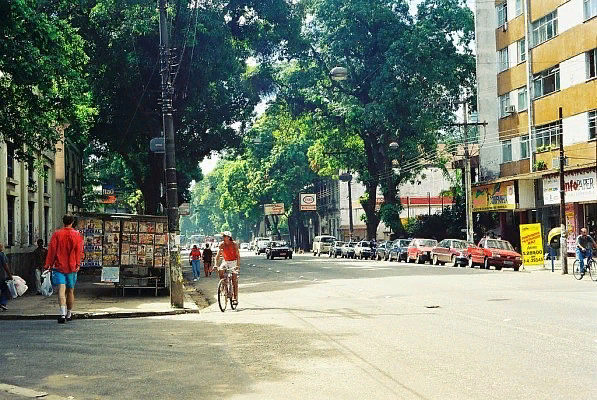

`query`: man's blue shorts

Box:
[52,270,78,289]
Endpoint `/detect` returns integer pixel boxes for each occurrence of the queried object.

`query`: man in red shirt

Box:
[45,215,84,323]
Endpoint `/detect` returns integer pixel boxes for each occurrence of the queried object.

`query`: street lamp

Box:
[330,66,348,81]
[339,172,354,241]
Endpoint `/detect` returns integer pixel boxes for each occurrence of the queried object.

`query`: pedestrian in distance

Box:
[44,215,84,323]
[32,239,48,295]
[189,245,202,282]
[202,243,213,278]
[0,244,14,311]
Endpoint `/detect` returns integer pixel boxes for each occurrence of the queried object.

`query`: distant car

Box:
[354,241,374,260]
[341,242,356,259]
[375,241,390,261]
[265,241,293,260]
[255,238,271,255]
[470,238,522,271]
[312,235,336,257]
[329,241,345,258]
[431,239,471,267]
[407,239,438,264]
[388,239,411,262]
[240,242,249,250]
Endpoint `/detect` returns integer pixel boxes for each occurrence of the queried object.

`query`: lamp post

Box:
[339,172,354,241]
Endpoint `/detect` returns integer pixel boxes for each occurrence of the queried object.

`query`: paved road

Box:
[1,251,596,399]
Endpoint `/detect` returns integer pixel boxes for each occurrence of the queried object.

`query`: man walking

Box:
[32,239,47,295]
[0,244,14,311]
[44,215,84,323]
[202,243,213,277]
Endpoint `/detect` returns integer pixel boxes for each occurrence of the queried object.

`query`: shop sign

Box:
[519,223,543,266]
[264,203,285,215]
[179,203,190,216]
[300,194,316,211]
[472,181,515,211]
[565,204,576,254]
[542,169,597,205]
[101,266,120,283]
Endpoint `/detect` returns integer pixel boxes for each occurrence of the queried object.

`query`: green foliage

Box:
[534,160,547,171]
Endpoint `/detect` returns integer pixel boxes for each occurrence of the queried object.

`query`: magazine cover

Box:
[139,234,153,245]
[129,244,138,254]
[155,222,164,234]
[106,233,120,244]
[123,221,139,233]
[121,243,130,254]
[154,234,167,245]
[120,254,130,265]
[154,256,163,267]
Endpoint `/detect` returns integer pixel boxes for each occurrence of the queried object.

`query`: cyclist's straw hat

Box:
[221,231,233,238]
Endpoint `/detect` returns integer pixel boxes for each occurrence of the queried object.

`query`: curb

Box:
[0,307,200,321]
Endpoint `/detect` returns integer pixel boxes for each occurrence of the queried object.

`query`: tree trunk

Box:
[361,179,380,240]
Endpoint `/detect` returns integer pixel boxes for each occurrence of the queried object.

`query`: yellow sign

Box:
[519,223,543,265]
[472,181,516,212]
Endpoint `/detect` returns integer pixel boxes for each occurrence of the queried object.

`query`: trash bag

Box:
[6,280,18,299]
[41,270,53,297]
[12,275,28,296]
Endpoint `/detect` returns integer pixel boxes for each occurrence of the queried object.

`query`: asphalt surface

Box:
[1,250,596,399]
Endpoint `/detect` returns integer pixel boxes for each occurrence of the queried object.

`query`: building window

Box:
[7,196,15,246]
[6,142,15,179]
[28,165,35,188]
[533,65,560,98]
[531,11,558,47]
[585,0,597,20]
[44,206,49,244]
[28,202,35,246]
[497,2,508,27]
[520,135,530,159]
[498,47,509,72]
[588,49,596,79]
[43,166,49,193]
[515,0,523,16]
[534,122,560,150]
[502,140,513,163]
[518,87,528,111]
[499,93,511,118]
[589,110,596,140]
[517,38,526,63]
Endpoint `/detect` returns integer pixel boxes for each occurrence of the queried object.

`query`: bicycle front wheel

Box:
[572,260,583,280]
[589,260,597,282]
[217,279,228,312]
[229,278,237,310]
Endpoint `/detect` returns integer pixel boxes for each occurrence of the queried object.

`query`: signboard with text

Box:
[300,194,317,211]
[472,181,515,212]
[264,203,285,215]
[179,203,190,216]
[519,223,543,266]
[542,168,596,205]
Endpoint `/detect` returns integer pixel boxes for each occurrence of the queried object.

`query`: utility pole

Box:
[339,172,354,242]
[558,108,568,274]
[159,0,183,307]
[463,103,474,243]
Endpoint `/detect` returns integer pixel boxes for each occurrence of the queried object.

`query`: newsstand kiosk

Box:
[76,213,170,296]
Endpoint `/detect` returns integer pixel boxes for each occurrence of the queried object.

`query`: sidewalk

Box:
[0,273,202,321]
[522,256,577,272]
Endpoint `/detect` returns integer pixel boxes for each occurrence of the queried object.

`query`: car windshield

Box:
[361,241,370,247]
[335,241,345,246]
[321,237,335,243]
[348,243,355,248]
[397,240,411,247]
[452,240,467,249]
[273,242,287,247]
[486,240,514,251]
[418,239,437,246]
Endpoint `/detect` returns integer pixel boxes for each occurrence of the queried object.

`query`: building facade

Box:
[474,0,597,250]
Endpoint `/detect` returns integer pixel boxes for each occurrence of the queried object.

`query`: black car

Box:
[265,241,293,260]
[389,239,411,262]
[375,241,390,261]
[341,242,356,259]
[328,241,345,258]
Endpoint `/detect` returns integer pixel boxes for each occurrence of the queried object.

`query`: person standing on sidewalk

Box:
[202,243,213,277]
[0,244,14,311]
[32,239,47,295]
[44,215,84,323]
[189,245,202,282]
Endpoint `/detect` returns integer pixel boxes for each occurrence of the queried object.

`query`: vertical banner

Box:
[519,223,544,266]
[565,204,576,254]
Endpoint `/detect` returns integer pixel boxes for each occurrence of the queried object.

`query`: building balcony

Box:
[500,159,531,177]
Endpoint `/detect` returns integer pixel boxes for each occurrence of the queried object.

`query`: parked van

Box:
[312,235,336,256]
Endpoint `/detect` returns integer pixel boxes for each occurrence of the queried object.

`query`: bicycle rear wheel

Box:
[589,260,597,282]
[217,279,228,312]
[572,260,583,280]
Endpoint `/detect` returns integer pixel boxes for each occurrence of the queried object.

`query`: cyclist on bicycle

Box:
[576,228,596,276]
[215,231,240,305]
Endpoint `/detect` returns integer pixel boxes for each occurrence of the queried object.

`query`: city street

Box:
[2,251,596,400]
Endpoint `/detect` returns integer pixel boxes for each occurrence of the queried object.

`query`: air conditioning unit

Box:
[552,156,569,169]
[503,21,508,32]
[505,105,516,114]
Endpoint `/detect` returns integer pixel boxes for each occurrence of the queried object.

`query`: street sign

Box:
[179,202,190,216]
[264,203,285,215]
[300,194,316,211]
[150,137,165,153]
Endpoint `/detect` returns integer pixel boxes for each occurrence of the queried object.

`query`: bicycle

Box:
[217,264,238,312]
[572,253,596,281]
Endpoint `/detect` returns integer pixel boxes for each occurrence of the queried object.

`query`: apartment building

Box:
[474,0,597,249]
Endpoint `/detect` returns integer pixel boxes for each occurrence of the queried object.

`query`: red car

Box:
[407,239,438,264]
[469,238,522,271]
[431,239,474,267]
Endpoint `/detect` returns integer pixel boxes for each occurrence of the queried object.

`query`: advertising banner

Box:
[519,223,543,266]
[542,168,597,205]
[472,181,516,211]
[300,194,316,211]
[264,203,285,215]
[565,204,576,254]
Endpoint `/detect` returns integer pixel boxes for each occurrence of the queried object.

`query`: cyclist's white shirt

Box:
[219,259,239,273]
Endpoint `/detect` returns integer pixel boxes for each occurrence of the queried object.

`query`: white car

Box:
[255,239,271,254]
[240,243,249,250]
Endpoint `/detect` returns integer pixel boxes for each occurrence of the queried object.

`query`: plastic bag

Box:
[6,280,18,299]
[12,275,28,296]
[41,270,53,297]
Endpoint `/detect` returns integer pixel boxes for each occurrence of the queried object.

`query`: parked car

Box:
[265,241,293,260]
[388,239,411,262]
[431,239,472,266]
[407,239,438,264]
[255,238,271,255]
[329,241,345,258]
[312,235,336,257]
[240,242,249,250]
[354,241,374,260]
[469,238,522,271]
[341,242,356,259]
[375,241,390,261]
